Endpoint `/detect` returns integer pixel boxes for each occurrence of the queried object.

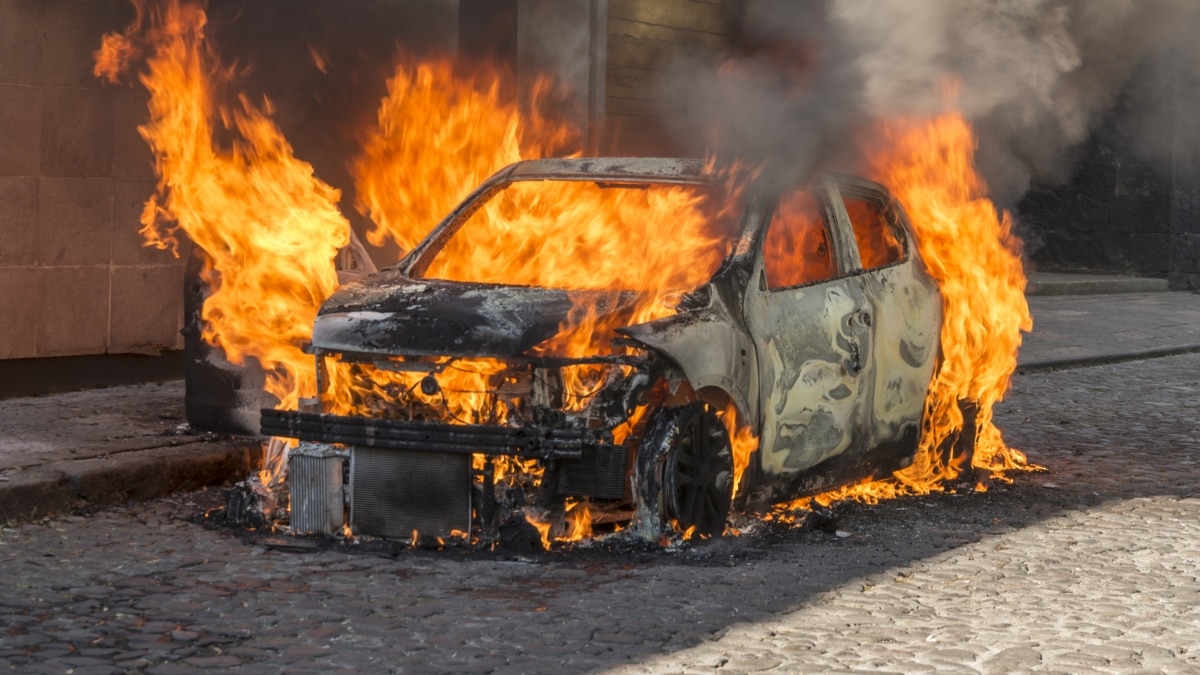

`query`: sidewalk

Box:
[1020,290,1200,371]
[0,381,260,523]
[0,277,1196,524]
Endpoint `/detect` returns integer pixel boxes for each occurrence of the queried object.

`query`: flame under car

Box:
[261,157,942,543]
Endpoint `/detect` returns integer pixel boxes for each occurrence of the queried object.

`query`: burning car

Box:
[262,157,942,543]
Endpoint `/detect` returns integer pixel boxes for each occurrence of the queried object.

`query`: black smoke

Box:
[657,0,1200,208]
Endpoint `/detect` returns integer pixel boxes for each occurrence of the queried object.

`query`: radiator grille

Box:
[350,447,471,540]
[558,445,629,500]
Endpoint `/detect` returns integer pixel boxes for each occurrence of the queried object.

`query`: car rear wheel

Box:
[632,401,733,539]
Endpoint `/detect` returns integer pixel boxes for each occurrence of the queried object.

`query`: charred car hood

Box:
[312,269,639,358]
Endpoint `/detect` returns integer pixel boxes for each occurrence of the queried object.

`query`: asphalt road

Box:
[1,351,1197,673]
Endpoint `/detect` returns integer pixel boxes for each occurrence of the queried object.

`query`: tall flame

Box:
[793,111,1034,510]
[354,59,578,253]
[95,0,347,412]
[879,112,1033,481]
[99,0,1033,539]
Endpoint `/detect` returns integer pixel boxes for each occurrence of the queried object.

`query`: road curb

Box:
[0,440,261,524]
[1026,277,1169,296]
[1017,343,1200,374]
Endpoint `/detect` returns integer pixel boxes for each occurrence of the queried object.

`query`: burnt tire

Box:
[632,401,733,540]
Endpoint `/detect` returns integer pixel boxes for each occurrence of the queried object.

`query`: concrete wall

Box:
[1169,42,1200,290]
[1017,38,1200,288]
[517,0,606,151]
[605,0,732,155]
[0,0,461,370]
[0,0,183,360]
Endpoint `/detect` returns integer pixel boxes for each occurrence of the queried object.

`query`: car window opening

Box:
[763,189,838,290]
[843,196,905,269]
[419,179,739,293]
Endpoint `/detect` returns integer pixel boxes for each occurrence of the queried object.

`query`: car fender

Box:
[617,293,758,427]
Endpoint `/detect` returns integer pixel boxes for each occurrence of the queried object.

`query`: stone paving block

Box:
[182,655,242,668]
[0,83,41,175]
[0,267,38,358]
[35,265,109,356]
[40,86,114,177]
[67,667,123,675]
[0,467,80,522]
[145,663,203,675]
[156,442,260,493]
[36,176,113,265]
[109,264,185,354]
[0,439,255,516]
[59,452,167,505]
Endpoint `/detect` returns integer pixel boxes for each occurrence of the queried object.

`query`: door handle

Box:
[846,341,863,374]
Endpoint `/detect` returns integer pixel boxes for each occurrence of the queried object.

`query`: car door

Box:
[830,179,941,451]
[742,182,877,478]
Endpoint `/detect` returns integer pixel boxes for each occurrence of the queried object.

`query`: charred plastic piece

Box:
[224,477,275,528]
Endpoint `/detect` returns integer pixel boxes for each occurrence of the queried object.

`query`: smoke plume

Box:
[660,0,1200,206]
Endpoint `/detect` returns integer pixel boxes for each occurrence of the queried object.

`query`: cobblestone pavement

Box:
[1,353,1198,673]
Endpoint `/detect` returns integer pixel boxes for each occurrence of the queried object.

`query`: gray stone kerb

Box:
[0,441,259,525]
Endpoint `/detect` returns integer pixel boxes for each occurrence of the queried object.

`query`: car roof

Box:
[502,157,712,184]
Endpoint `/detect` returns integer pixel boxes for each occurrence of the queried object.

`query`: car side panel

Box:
[617,289,759,425]
[743,273,876,476]
[827,178,942,453]
[859,261,942,448]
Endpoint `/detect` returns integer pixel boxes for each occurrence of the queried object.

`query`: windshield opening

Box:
[418,179,741,293]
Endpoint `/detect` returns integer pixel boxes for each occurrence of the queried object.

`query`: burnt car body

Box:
[262,157,942,541]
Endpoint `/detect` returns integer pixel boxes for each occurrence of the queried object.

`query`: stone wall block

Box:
[36,265,109,356]
[38,0,130,88]
[0,176,38,266]
[0,84,41,176]
[110,87,155,181]
[37,176,112,266]
[112,179,188,266]
[40,86,113,177]
[1170,233,1200,279]
[109,265,184,354]
[0,267,38,358]
[0,0,43,85]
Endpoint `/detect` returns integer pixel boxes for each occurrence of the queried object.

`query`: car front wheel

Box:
[631,401,733,540]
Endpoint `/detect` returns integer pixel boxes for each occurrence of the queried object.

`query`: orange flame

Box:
[802,111,1035,509]
[717,402,759,497]
[562,499,594,542]
[95,0,347,413]
[878,113,1033,480]
[526,516,553,551]
[354,59,577,253]
[101,1,1034,540]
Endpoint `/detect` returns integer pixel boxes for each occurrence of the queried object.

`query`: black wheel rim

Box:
[665,406,733,536]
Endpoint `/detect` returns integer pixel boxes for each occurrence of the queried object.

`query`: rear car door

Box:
[829,178,941,454]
